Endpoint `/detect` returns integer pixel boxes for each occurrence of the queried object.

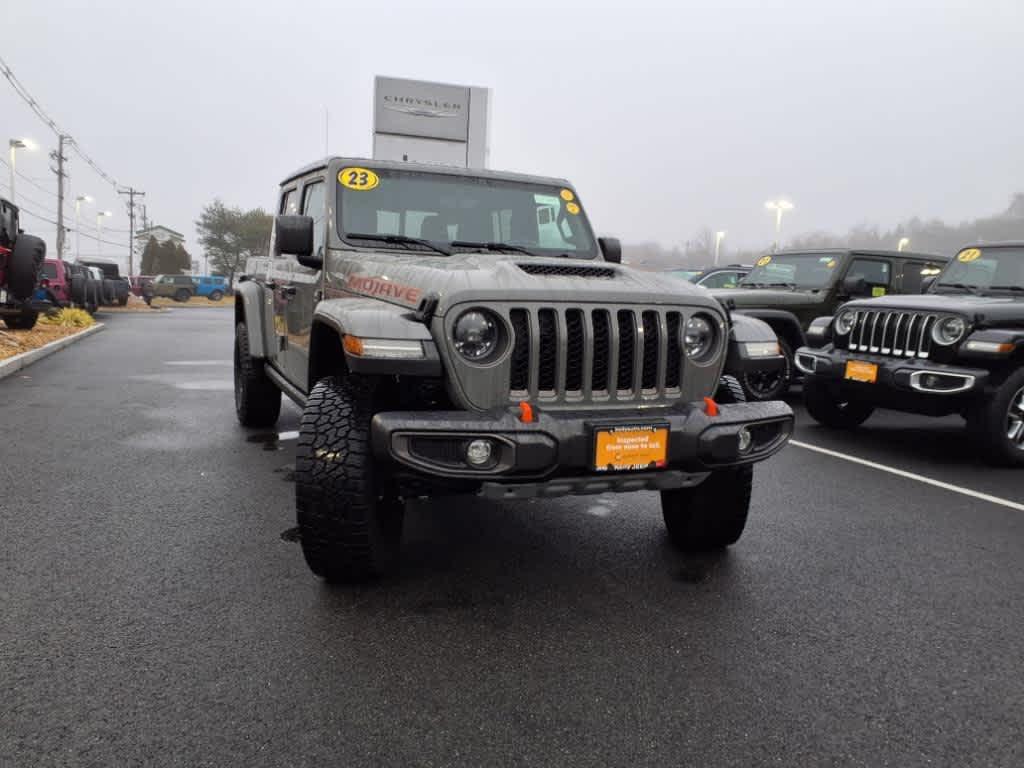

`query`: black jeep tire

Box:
[296,376,405,582]
[208,290,224,302]
[967,368,1024,467]
[8,233,46,300]
[803,377,875,429]
[661,465,753,551]
[234,321,281,428]
[715,374,746,404]
[174,289,191,303]
[3,309,39,330]
[740,337,793,401]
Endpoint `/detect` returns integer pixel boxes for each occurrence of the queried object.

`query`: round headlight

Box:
[834,309,857,336]
[931,316,966,346]
[683,314,717,362]
[453,310,499,361]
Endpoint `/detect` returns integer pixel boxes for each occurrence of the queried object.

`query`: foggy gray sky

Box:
[4,0,1023,270]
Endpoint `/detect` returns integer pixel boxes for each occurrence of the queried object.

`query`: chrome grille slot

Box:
[847,310,934,358]
[501,305,692,404]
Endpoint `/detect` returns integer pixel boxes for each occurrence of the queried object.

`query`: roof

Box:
[776,247,949,261]
[958,241,1024,250]
[136,225,185,239]
[280,156,572,189]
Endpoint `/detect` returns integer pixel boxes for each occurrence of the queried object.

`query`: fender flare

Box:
[234,280,273,360]
[732,309,806,349]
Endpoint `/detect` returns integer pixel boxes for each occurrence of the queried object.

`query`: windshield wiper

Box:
[346,232,451,256]
[989,285,1024,292]
[449,240,539,257]
[935,282,981,295]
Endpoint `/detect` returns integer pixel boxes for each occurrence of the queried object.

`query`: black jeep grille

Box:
[841,309,937,358]
[517,263,616,278]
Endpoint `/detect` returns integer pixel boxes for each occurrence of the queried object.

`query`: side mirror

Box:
[274,215,318,267]
[841,275,868,296]
[921,276,936,293]
[598,236,622,264]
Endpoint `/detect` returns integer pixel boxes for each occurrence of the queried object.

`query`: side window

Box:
[901,261,944,293]
[846,258,891,296]
[280,188,298,215]
[302,180,326,257]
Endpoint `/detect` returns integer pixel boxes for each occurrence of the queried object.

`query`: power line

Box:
[0,53,121,189]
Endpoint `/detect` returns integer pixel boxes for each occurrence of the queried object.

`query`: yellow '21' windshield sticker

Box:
[756,255,772,267]
[339,167,380,191]
[957,248,982,263]
[566,202,580,215]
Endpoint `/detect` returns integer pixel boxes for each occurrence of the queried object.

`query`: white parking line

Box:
[790,440,1024,512]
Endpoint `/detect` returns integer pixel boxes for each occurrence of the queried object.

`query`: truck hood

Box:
[843,293,1024,329]
[708,287,824,310]
[330,250,723,315]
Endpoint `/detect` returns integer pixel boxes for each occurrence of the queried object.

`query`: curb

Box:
[0,323,106,382]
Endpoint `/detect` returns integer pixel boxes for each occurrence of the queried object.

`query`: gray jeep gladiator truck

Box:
[234,158,793,581]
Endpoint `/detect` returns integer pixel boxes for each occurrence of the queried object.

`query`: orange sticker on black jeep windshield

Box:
[957,248,981,263]
[339,167,380,191]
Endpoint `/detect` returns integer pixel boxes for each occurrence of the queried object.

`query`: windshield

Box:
[935,246,1024,292]
[666,269,703,282]
[41,262,57,279]
[336,166,598,258]
[742,252,841,289]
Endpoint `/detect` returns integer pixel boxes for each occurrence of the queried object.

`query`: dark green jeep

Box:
[709,248,948,400]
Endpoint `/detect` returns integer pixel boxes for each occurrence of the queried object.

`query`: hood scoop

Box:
[517,263,616,278]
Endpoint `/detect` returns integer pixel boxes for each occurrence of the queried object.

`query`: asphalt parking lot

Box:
[3,308,1022,767]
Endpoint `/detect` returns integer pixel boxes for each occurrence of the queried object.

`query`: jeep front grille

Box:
[842,310,936,358]
[508,307,686,402]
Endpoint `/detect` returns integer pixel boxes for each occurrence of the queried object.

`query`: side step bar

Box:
[264,363,307,408]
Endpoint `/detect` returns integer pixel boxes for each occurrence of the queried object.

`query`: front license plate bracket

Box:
[591,422,670,472]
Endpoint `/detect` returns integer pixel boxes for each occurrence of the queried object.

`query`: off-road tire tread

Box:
[295,376,403,582]
[3,310,39,330]
[967,368,1024,467]
[8,234,45,300]
[715,374,747,404]
[661,465,753,551]
[234,322,281,427]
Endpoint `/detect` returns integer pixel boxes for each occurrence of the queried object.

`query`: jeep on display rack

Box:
[795,243,1024,466]
[234,158,794,581]
[0,197,48,329]
[708,248,948,401]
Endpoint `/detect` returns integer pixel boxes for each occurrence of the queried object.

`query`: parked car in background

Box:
[796,243,1024,466]
[0,196,48,329]
[128,275,154,297]
[193,275,229,301]
[39,259,73,308]
[151,274,197,302]
[707,248,949,400]
[81,260,130,306]
[665,265,751,289]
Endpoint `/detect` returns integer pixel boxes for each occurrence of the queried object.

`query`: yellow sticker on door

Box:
[872,286,887,297]
[338,167,380,191]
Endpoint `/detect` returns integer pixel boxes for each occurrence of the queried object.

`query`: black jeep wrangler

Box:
[709,248,948,401]
[234,158,793,581]
[0,197,48,330]
[795,243,1024,466]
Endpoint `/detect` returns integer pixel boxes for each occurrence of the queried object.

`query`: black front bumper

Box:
[371,400,793,497]
[795,345,991,409]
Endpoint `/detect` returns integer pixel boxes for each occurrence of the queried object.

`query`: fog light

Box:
[737,426,753,454]
[465,439,494,467]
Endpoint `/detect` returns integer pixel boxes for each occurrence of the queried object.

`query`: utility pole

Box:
[50,135,69,258]
[118,186,145,275]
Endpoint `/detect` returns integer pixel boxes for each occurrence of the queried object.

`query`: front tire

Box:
[3,309,39,330]
[741,337,793,401]
[803,377,874,429]
[296,376,404,582]
[209,290,224,302]
[174,289,191,303]
[661,465,753,551]
[7,234,45,300]
[234,321,281,427]
[968,368,1024,467]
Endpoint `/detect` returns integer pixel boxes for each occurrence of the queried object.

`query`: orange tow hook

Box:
[703,397,719,417]
[518,401,535,423]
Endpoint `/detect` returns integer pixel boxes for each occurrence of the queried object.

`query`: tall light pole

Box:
[714,231,726,266]
[96,211,112,260]
[897,237,910,252]
[75,195,92,262]
[7,138,37,203]
[764,199,794,251]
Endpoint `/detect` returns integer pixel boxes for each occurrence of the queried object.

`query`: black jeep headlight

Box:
[834,309,857,336]
[931,316,966,346]
[453,310,500,361]
[683,314,718,362]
